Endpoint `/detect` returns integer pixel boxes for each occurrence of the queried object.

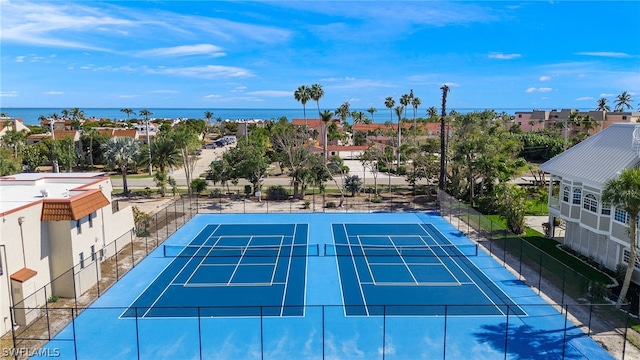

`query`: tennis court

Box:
[33,212,613,359]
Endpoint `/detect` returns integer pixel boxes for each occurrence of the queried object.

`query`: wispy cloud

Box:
[576,51,630,58]
[148,90,179,94]
[137,44,225,57]
[525,87,552,93]
[539,76,551,81]
[147,65,254,79]
[575,96,593,101]
[0,91,19,97]
[43,91,63,95]
[204,94,221,98]
[488,53,521,60]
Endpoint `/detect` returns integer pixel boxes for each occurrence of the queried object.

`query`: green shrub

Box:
[303,201,311,209]
[266,185,289,200]
[244,185,252,196]
[371,196,382,203]
[325,201,337,208]
[48,295,59,303]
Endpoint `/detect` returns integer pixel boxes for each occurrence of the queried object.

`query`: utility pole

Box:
[439,85,450,190]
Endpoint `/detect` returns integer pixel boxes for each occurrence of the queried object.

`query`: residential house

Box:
[540,123,640,282]
[515,109,639,134]
[0,173,134,336]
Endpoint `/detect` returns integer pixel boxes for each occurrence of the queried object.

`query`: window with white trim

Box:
[76,219,82,234]
[572,188,582,205]
[79,252,85,269]
[615,208,630,224]
[88,212,94,228]
[562,186,570,202]
[583,194,597,212]
[623,249,640,270]
[601,202,611,216]
[91,245,96,262]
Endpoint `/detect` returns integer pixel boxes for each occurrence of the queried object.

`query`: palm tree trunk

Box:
[617,215,638,307]
[121,167,129,197]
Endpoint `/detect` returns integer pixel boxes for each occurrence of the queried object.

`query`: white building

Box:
[0,173,134,336]
[540,123,640,282]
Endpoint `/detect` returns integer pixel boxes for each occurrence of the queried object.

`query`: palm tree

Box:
[120,108,136,120]
[411,97,421,143]
[427,106,438,121]
[385,97,395,123]
[395,106,404,167]
[294,85,311,129]
[367,107,377,122]
[204,111,213,124]
[602,168,640,308]
[439,85,450,190]
[614,91,633,112]
[101,137,140,197]
[151,137,182,175]
[400,93,411,121]
[336,102,350,125]
[310,84,324,114]
[319,110,334,160]
[139,109,154,175]
[595,98,610,112]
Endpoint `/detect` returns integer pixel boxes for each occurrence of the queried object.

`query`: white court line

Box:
[355,235,378,285]
[415,227,462,285]
[388,236,420,285]
[270,235,285,286]
[143,225,223,317]
[279,224,297,316]
[419,223,505,316]
[227,236,253,285]
[343,224,369,316]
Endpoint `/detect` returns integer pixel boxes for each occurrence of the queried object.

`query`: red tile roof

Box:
[41,189,110,221]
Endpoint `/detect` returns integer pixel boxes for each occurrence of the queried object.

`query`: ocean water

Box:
[0,107,549,126]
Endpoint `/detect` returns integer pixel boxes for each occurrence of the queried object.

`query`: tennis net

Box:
[324,243,478,257]
[163,244,319,258]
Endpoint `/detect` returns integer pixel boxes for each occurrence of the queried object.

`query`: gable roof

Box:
[540,123,640,186]
[41,189,110,221]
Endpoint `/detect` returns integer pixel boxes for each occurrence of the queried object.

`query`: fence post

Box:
[44,285,51,339]
[562,304,569,359]
[382,305,387,360]
[135,307,140,360]
[260,306,264,360]
[322,306,325,360]
[130,230,135,267]
[443,305,448,360]
[95,260,100,298]
[198,307,202,360]
[503,306,510,360]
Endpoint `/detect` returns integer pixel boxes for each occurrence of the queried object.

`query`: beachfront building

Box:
[0,173,134,337]
[515,109,639,133]
[540,123,640,282]
[0,117,30,137]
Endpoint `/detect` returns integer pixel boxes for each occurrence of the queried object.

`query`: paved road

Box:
[109,145,410,190]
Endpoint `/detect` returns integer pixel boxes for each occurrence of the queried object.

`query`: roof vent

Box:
[40,188,49,198]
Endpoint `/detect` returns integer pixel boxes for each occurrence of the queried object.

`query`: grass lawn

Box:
[486,215,614,286]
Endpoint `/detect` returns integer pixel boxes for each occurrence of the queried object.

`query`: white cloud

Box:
[118,94,138,98]
[204,94,221,98]
[539,76,551,81]
[43,91,63,95]
[147,65,254,79]
[575,96,594,101]
[600,93,616,97]
[488,53,521,60]
[15,56,25,63]
[149,90,179,94]
[444,82,460,87]
[576,51,630,58]
[0,91,19,97]
[138,44,226,57]
[246,90,291,97]
[525,87,552,93]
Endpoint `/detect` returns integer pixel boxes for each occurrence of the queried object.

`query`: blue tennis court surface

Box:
[35,213,614,360]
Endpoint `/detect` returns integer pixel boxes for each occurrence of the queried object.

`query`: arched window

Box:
[583,194,597,212]
[562,186,570,202]
[572,188,582,205]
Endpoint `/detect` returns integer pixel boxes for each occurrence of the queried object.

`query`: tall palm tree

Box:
[411,97,421,143]
[367,107,377,122]
[101,137,140,197]
[61,109,69,120]
[319,110,334,160]
[120,108,136,121]
[310,84,324,114]
[336,102,350,125]
[384,97,395,123]
[139,109,154,175]
[602,168,640,308]
[595,98,610,112]
[439,85,450,190]
[614,91,633,112]
[294,85,311,129]
[395,105,404,167]
[204,111,213,124]
[427,106,438,121]
[400,93,411,121]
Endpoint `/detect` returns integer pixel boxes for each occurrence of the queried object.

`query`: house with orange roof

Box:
[0,117,30,137]
[0,173,134,336]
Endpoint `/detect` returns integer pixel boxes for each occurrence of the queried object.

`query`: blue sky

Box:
[1,0,639,112]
